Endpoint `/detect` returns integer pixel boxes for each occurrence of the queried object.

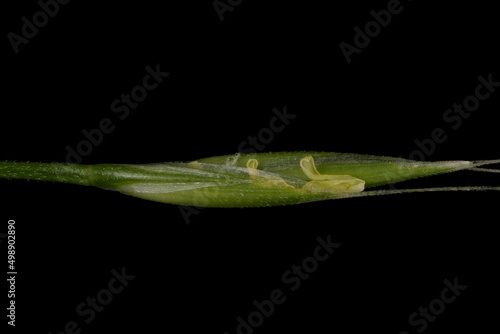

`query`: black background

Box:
[2,1,499,333]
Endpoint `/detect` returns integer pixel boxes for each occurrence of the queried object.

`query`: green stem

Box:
[0,162,91,186]
[0,161,197,189]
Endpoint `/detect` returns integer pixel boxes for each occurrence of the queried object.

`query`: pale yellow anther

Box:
[300,156,365,193]
[246,159,259,170]
[300,156,323,180]
[246,158,294,189]
[245,156,365,194]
